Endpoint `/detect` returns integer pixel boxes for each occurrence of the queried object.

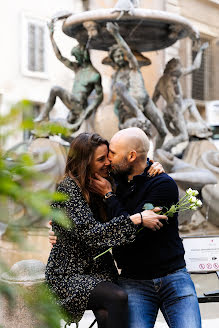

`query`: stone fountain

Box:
[33,0,218,231]
[4,0,219,235]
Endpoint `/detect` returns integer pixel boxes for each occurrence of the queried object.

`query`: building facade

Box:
[0,0,83,148]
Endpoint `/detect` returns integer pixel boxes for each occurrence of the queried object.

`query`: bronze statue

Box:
[35,20,103,132]
[105,22,167,149]
[153,42,212,151]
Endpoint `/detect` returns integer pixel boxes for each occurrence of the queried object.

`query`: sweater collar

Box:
[112,158,152,186]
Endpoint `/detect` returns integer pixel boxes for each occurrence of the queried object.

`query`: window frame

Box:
[21,13,48,79]
[192,36,213,101]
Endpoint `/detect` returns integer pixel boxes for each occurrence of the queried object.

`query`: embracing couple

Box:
[46,127,201,328]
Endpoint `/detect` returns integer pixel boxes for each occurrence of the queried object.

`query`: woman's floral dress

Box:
[45,176,138,324]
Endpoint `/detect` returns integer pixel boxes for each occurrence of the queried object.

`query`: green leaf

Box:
[142,203,154,210]
[52,191,69,202]
[52,209,75,230]
[21,118,34,130]
[167,211,174,217]
[169,204,176,213]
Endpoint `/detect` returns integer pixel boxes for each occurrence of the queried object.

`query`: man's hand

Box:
[148,161,165,177]
[48,220,57,248]
[89,173,113,197]
[106,22,120,35]
[141,208,168,231]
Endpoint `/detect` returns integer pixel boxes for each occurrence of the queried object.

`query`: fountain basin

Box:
[62,9,199,52]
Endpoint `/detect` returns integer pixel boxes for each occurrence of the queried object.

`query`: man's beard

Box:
[111,157,133,181]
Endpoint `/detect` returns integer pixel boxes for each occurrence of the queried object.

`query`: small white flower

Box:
[186,188,193,196]
[189,196,197,204]
[196,199,202,207]
[192,190,199,196]
[186,188,199,196]
[190,205,198,210]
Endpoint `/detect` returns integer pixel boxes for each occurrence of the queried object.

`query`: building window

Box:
[22,14,48,79]
[192,38,212,101]
[27,23,45,72]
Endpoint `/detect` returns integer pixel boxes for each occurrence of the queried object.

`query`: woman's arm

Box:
[52,178,166,250]
[52,179,137,249]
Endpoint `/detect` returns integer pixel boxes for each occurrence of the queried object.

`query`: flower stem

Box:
[94,247,112,260]
[179,195,187,203]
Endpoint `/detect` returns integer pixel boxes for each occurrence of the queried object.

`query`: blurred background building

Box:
[0,0,219,147]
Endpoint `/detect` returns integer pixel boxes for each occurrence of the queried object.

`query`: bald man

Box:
[91,127,201,328]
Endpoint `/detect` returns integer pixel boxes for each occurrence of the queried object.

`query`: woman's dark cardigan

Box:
[45,176,138,324]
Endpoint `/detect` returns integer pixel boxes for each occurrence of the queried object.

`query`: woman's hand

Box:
[89,173,113,197]
[148,160,165,177]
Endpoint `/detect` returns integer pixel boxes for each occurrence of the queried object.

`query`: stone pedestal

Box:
[0,260,46,328]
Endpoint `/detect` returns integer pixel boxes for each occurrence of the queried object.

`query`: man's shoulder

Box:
[139,173,178,205]
[149,172,176,183]
[155,172,176,182]
[143,173,178,191]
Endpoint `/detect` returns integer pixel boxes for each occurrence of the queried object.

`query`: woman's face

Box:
[90,144,110,178]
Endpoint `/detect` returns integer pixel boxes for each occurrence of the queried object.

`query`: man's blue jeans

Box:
[118,268,201,328]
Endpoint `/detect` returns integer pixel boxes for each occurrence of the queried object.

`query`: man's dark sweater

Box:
[105,168,185,280]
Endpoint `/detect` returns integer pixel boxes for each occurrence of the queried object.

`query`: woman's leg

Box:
[92,309,108,328]
[87,281,128,328]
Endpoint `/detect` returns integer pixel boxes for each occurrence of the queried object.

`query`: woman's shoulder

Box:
[57,176,81,196]
[55,176,90,210]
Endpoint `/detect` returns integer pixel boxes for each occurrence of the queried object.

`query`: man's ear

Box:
[128,150,137,162]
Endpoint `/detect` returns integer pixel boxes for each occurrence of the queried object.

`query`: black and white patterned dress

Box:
[45,176,137,324]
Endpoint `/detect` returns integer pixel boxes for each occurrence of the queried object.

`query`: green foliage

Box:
[24,284,66,328]
[0,100,72,327]
[33,121,70,138]
[52,208,75,230]
[0,281,16,309]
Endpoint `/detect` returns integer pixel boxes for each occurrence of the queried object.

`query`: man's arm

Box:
[48,20,78,71]
[136,177,179,213]
[97,175,178,221]
[182,42,209,76]
[48,177,167,247]
[107,22,138,70]
[90,174,167,229]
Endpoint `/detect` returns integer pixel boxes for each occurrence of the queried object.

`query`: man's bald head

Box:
[111,128,150,158]
[109,128,150,178]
